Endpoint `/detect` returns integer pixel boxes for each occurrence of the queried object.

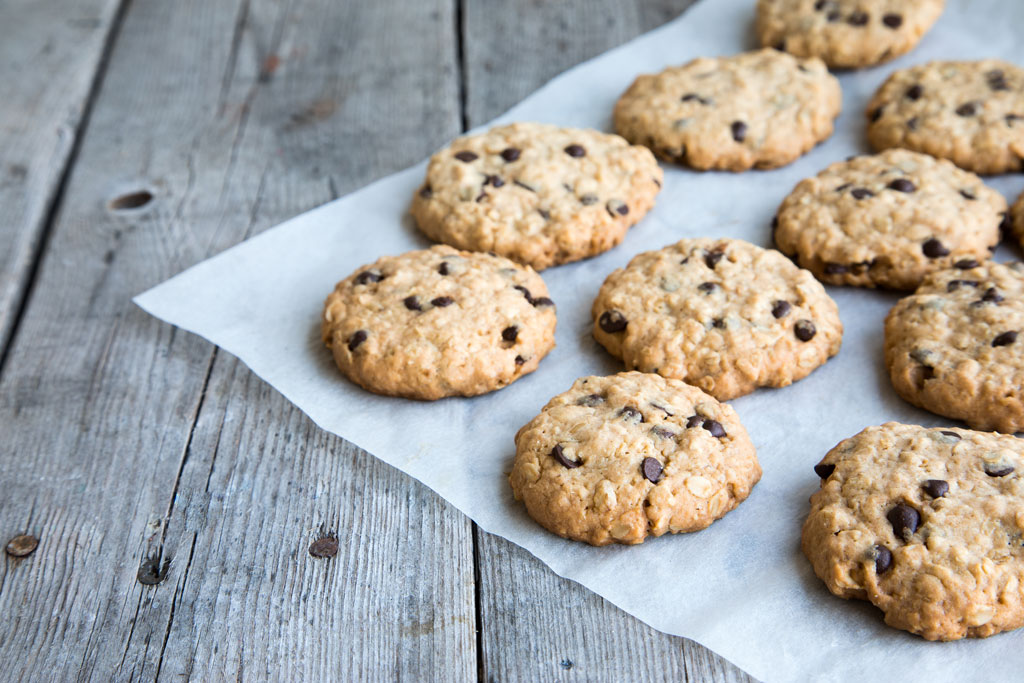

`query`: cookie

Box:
[803,423,1024,640]
[509,372,761,546]
[1011,189,1024,250]
[591,238,842,400]
[867,60,1024,175]
[773,149,1006,290]
[756,0,944,70]
[884,260,1024,433]
[612,49,841,172]
[411,122,662,271]
[322,245,556,400]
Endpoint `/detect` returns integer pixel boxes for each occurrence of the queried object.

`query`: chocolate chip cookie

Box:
[322,245,556,400]
[803,423,1024,640]
[591,238,842,400]
[756,0,944,70]
[884,260,1024,433]
[411,122,662,271]
[867,60,1024,175]
[613,49,841,171]
[509,372,761,546]
[773,149,1006,290]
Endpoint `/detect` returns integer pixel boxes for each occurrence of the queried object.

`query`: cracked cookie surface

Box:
[867,60,1024,175]
[322,245,556,400]
[774,149,1005,290]
[884,261,1024,433]
[592,238,842,400]
[411,122,662,271]
[803,423,1024,640]
[612,48,841,171]
[510,372,760,546]
[756,0,944,69]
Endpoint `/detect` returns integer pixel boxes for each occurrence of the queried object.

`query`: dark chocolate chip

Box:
[705,250,725,268]
[431,296,454,307]
[702,419,726,438]
[309,536,339,558]
[906,85,924,100]
[982,287,1004,304]
[882,13,902,28]
[641,457,664,483]
[993,331,1018,347]
[686,415,704,428]
[712,317,726,329]
[887,503,920,540]
[826,10,840,22]
[813,0,827,10]
[681,93,709,104]
[598,310,628,333]
[954,258,980,269]
[959,189,977,200]
[870,107,884,122]
[794,320,816,342]
[947,279,979,292]
[1007,114,1024,125]
[454,150,478,162]
[502,325,519,342]
[887,178,916,193]
[513,285,532,301]
[564,144,586,158]
[500,147,521,162]
[939,430,961,440]
[551,444,581,469]
[606,200,629,217]
[731,121,748,143]
[922,238,949,258]
[847,10,869,25]
[419,185,433,199]
[772,300,792,319]
[851,187,874,200]
[403,295,422,311]
[5,534,38,558]
[347,330,367,351]
[577,393,605,407]
[513,180,535,192]
[475,191,488,203]
[955,102,978,117]
[984,463,1014,477]
[697,282,718,294]
[922,480,949,498]
[814,463,835,479]
[824,262,849,275]
[580,193,599,206]
[537,208,551,220]
[355,270,385,285]
[874,545,893,573]
[438,262,450,275]
[485,174,505,188]
[650,403,674,417]
[618,406,644,423]
[987,69,1009,91]
[514,355,526,366]
[531,296,555,308]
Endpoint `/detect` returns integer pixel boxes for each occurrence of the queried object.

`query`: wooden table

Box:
[0,1,754,679]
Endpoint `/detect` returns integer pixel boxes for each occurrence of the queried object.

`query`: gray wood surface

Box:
[0,0,755,680]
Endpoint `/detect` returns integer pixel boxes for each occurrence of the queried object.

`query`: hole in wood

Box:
[109,190,153,211]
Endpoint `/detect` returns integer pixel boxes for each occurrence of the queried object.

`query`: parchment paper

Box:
[135,0,1024,679]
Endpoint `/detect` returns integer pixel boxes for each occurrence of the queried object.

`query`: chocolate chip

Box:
[981,287,1004,304]
[513,180,535,192]
[355,270,384,285]
[5,534,38,558]
[985,463,1014,477]
[1008,114,1024,125]
[939,430,961,440]
[847,10,869,25]
[882,13,902,28]
[551,444,581,469]
[851,188,874,200]
[564,144,586,158]
[309,536,339,558]
[347,330,367,351]
[537,208,551,220]
[824,263,849,275]
[454,150,478,162]
[906,116,919,131]
[813,0,827,9]
[485,174,505,188]
[794,320,816,341]
[954,258,979,269]
[431,296,454,307]
[513,285,532,301]
[681,93,709,104]
[598,310,627,333]
[731,121,747,142]
[887,504,920,540]
[947,279,979,291]
[419,185,433,199]
[870,107,884,122]
[772,300,792,319]
[514,355,526,366]
[438,262,450,275]
[826,10,840,22]
[874,545,893,573]
[686,415,703,428]
[650,403,674,417]
[475,191,488,203]
[922,480,949,498]
[814,463,835,479]
[887,178,916,193]
[702,419,726,438]
[704,250,725,268]
[641,457,664,483]
[712,317,726,329]
[531,296,555,308]
[993,331,1018,347]
[956,102,978,117]
[580,194,599,206]
[697,282,718,294]
[403,295,422,311]
[577,393,604,407]
[618,406,644,423]
[500,148,521,162]
[606,200,629,217]
[922,238,949,258]
[502,325,519,342]
[987,69,1009,91]
[959,189,977,200]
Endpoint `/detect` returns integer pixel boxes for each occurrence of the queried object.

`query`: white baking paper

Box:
[135,0,1024,679]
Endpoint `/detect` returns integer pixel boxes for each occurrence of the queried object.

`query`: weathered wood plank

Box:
[0,0,473,680]
[464,1,755,679]
[0,0,126,360]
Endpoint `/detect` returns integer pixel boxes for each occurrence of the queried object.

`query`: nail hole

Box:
[109,190,153,211]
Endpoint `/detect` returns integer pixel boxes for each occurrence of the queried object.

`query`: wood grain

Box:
[464,1,754,679]
[0,0,473,679]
